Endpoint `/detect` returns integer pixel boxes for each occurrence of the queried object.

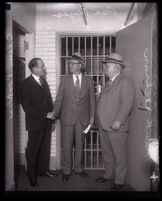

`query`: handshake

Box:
[46,111,55,120]
[46,111,56,131]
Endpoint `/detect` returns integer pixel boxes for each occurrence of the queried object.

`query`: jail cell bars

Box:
[60,34,116,169]
[72,129,105,170]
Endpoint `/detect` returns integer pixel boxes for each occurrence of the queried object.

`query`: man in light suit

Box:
[20,58,57,187]
[96,53,135,191]
[53,52,95,181]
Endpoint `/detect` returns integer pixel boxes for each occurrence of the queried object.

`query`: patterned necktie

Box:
[39,77,43,86]
[75,75,80,101]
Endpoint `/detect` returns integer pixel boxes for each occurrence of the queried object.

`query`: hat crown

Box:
[108,53,123,61]
[73,52,82,58]
[71,52,83,61]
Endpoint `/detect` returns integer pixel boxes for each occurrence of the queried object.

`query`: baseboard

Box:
[15,153,58,170]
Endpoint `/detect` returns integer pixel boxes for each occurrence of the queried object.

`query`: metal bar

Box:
[85,36,86,75]
[78,36,80,53]
[72,37,74,55]
[124,3,136,26]
[97,36,99,86]
[90,130,93,168]
[110,35,112,54]
[81,3,88,26]
[103,35,105,56]
[97,131,99,168]
[84,135,87,168]
[91,36,93,77]
[65,37,68,74]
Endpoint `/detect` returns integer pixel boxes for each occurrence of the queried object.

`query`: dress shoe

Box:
[111,184,124,191]
[29,177,38,187]
[75,171,89,178]
[62,174,70,182]
[96,177,109,183]
[38,170,58,178]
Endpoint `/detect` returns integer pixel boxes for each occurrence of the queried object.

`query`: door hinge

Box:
[24,41,29,50]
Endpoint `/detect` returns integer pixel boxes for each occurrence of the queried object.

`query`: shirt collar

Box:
[111,72,120,82]
[32,73,40,82]
[73,73,82,80]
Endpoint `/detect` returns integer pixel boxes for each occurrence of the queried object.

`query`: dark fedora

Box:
[68,52,85,65]
[102,53,125,67]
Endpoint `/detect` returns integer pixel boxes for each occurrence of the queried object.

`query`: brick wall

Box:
[35,30,57,158]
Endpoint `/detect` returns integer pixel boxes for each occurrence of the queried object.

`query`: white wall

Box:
[35,30,57,169]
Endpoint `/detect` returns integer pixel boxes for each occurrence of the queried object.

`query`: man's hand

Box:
[51,122,55,131]
[111,121,121,130]
[46,112,55,119]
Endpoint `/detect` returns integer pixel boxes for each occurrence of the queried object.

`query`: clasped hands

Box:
[46,111,55,120]
[46,111,55,131]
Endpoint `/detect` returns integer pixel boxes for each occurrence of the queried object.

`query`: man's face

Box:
[69,59,82,74]
[104,62,117,78]
[33,59,46,77]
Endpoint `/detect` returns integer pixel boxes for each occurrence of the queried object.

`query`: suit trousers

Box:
[61,121,85,174]
[98,120,128,185]
[26,118,52,181]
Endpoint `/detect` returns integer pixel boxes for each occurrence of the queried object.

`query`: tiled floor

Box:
[14,166,135,191]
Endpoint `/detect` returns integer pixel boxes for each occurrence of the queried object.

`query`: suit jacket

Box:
[97,73,135,132]
[53,74,95,127]
[20,75,53,131]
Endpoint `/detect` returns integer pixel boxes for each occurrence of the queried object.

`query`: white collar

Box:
[32,73,40,82]
[111,72,120,82]
[73,73,82,78]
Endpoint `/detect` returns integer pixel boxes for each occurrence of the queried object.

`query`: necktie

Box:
[39,77,43,86]
[107,79,112,87]
[101,79,112,93]
[75,75,80,101]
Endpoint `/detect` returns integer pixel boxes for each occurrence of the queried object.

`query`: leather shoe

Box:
[62,174,70,182]
[96,177,109,183]
[38,170,58,178]
[111,184,124,191]
[75,171,89,178]
[29,177,38,187]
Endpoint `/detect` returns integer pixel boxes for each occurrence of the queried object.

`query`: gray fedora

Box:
[68,52,85,65]
[102,53,125,67]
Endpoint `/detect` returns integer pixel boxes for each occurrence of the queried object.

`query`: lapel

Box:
[69,74,78,100]
[29,75,45,95]
[97,73,123,100]
[79,75,87,99]
[69,74,87,100]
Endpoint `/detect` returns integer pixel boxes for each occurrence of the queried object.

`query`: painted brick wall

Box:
[35,30,57,157]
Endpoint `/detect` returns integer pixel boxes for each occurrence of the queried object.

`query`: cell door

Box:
[59,34,116,170]
[116,16,157,191]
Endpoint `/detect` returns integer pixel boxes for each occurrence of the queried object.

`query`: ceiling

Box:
[36,3,138,33]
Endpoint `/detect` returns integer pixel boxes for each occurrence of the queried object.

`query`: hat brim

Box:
[102,60,125,68]
[66,57,85,65]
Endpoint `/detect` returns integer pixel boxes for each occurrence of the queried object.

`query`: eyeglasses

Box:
[69,62,80,65]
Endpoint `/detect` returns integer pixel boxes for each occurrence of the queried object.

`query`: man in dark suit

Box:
[96,53,135,191]
[53,52,95,181]
[20,58,57,187]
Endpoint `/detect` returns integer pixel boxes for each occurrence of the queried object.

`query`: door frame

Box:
[12,18,35,173]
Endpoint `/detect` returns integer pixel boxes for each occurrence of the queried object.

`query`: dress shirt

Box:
[32,73,41,85]
[73,73,82,88]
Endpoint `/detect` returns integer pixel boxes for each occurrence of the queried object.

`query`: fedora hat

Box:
[102,53,125,67]
[68,52,84,65]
